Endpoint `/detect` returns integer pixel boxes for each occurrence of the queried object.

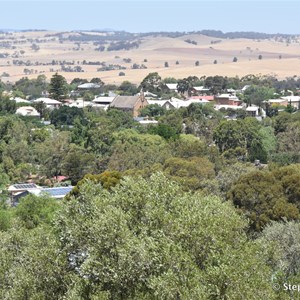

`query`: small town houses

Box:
[10,81,300,122]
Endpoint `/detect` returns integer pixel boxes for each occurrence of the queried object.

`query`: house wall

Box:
[133,97,149,117]
[162,102,175,110]
[215,98,240,106]
[291,102,300,109]
[270,100,288,107]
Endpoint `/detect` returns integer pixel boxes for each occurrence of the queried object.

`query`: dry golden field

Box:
[0,30,300,85]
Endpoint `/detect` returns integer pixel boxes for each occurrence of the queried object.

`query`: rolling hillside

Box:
[0,30,299,84]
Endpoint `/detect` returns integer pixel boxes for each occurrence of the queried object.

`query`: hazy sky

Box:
[1,1,299,34]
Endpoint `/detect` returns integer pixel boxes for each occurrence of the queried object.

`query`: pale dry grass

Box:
[0,31,300,85]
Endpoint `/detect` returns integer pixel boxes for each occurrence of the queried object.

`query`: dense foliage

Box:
[0,72,300,298]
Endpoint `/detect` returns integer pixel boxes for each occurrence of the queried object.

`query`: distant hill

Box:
[1,29,300,84]
[0,29,297,40]
[195,30,297,40]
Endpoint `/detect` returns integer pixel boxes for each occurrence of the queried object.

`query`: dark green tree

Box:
[139,72,165,95]
[149,123,179,140]
[48,73,68,100]
[118,81,138,95]
[62,144,97,184]
[139,104,166,117]
[243,85,274,107]
[228,170,299,231]
[50,106,85,127]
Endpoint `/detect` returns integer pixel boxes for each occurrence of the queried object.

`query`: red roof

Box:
[52,176,68,182]
[189,95,214,101]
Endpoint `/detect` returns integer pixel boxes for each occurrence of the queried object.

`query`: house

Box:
[67,99,93,108]
[16,106,40,117]
[227,88,236,94]
[246,105,260,117]
[264,96,300,109]
[10,97,31,104]
[92,96,115,110]
[39,186,74,199]
[33,97,62,109]
[264,98,288,107]
[191,86,210,95]
[162,98,209,110]
[214,104,244,111]
[143,91,158,98]
[8,183,41,205]
[109,93,148,117]
[7,183,74,205]
[147,100,168,107]
[77,83,101,89]
[189,95,214,102]
[214,94,242,106]
[165,83,178,92]
[241,85,251,92]
[134,117,159,126]
[245,105,266,119]
[281,96,300,109]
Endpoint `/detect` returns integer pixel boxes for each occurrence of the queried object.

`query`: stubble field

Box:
[0,30,300,85]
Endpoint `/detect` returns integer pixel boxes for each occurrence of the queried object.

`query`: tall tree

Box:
[55,173,277,299]
[48,73,68,100]
[243,85,275,107]
[139,72,164,95]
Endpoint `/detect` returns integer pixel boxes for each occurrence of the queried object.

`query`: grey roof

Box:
[78,83,101,89]
[42,186,73,197]
[12,183,38,189]
[110,95,140,109]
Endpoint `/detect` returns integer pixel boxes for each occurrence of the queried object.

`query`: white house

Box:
[147,100,168,106]
[246,105,264,117]
[67,99,93,108]
[10,97,31,103]
[192,86,210,94]
[16,106,40,117]
[165,83,178,91]
[92,96,115,110]
[77,83,101,89]
[8,183,74,205]
[33,98,62,109]
[281,96,300,109]
[162,98,209,110]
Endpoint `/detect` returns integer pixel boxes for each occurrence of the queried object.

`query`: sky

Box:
[0,1,299,34]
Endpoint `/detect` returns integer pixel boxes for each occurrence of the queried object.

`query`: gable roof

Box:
[42,186,73,198]
[33,98,62,105]
[147,100,167,106]
[16,106,40,117]
[78,83,101,89]
[281,96,300,102]
[110,95,140,109]
[193,86,210,92]
[93,96,115,104]
[8,183,39,191]
[165,83,178,90]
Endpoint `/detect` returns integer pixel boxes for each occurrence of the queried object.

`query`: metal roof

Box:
[166,83,178,90]
[110,95,140,109]
[11,183,39,190]
[78,83,101,89]
[42,186,73,197]
[33,98,62,104]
